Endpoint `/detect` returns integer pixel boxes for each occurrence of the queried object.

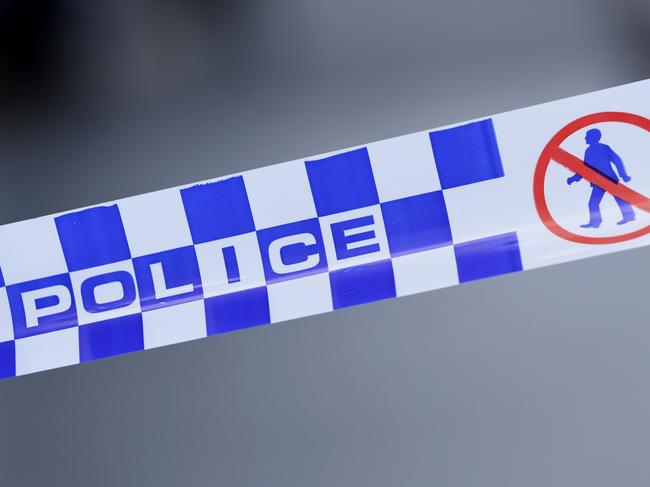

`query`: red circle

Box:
[533,112,650,244]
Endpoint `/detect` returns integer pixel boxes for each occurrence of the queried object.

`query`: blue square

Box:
[181,177,255,244]
[329,259,396,309]
[454,232,523,283]
[0,267,4,287]
[133,246,203,312]
[429,119,504,189]
[381,191,452,257]
[204,287,270,335]
[306,148,379,216]
[7,273,77,339]
[55,205,131,271]
[257,219,328,283]
[79,313,144,362]
[0,341,15,380]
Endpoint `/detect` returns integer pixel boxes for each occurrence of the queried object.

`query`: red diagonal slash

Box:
[550,147,650,213]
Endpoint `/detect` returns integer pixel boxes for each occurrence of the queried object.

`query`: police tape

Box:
[1,79,649,380]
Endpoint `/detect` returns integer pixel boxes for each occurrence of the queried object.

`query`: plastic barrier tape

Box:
[1,79,649,379]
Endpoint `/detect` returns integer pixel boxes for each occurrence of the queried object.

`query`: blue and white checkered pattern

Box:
[7,74,650,381]
[0,118,526,379]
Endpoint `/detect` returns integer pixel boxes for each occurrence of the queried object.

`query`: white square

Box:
[15,327,79,376]
[195,232,266,298]
[0,216,68,284]
[142,300,207,349]
[244,159,317,229]
[320,205,390,271]
[392,246,458,297]
[70,260,141,325]
[368,132,441,202]
[268,273,333,323]
[119,189,193,257]
[443,177,521,243]
[0,289,13,343]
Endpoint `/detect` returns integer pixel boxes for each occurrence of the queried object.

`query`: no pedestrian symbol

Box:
[534,112,650,244]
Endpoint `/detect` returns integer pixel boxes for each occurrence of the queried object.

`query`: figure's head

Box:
[585,128,602,145]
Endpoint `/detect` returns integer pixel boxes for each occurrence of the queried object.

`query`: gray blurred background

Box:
[1,1,650,486]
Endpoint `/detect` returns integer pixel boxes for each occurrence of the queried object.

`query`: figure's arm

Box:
[567,150,589,185]
[567,173,582,185]
[610,147,631,181]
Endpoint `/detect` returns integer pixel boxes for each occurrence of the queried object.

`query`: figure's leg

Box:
[581,186,604,228]
[614,196,635,224]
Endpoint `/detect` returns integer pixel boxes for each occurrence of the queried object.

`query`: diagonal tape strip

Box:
[1,79,650,380]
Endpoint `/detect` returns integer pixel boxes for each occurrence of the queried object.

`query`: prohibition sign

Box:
[533,112,650,245]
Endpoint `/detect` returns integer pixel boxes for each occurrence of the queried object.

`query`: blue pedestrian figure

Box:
[567,128,635,228]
